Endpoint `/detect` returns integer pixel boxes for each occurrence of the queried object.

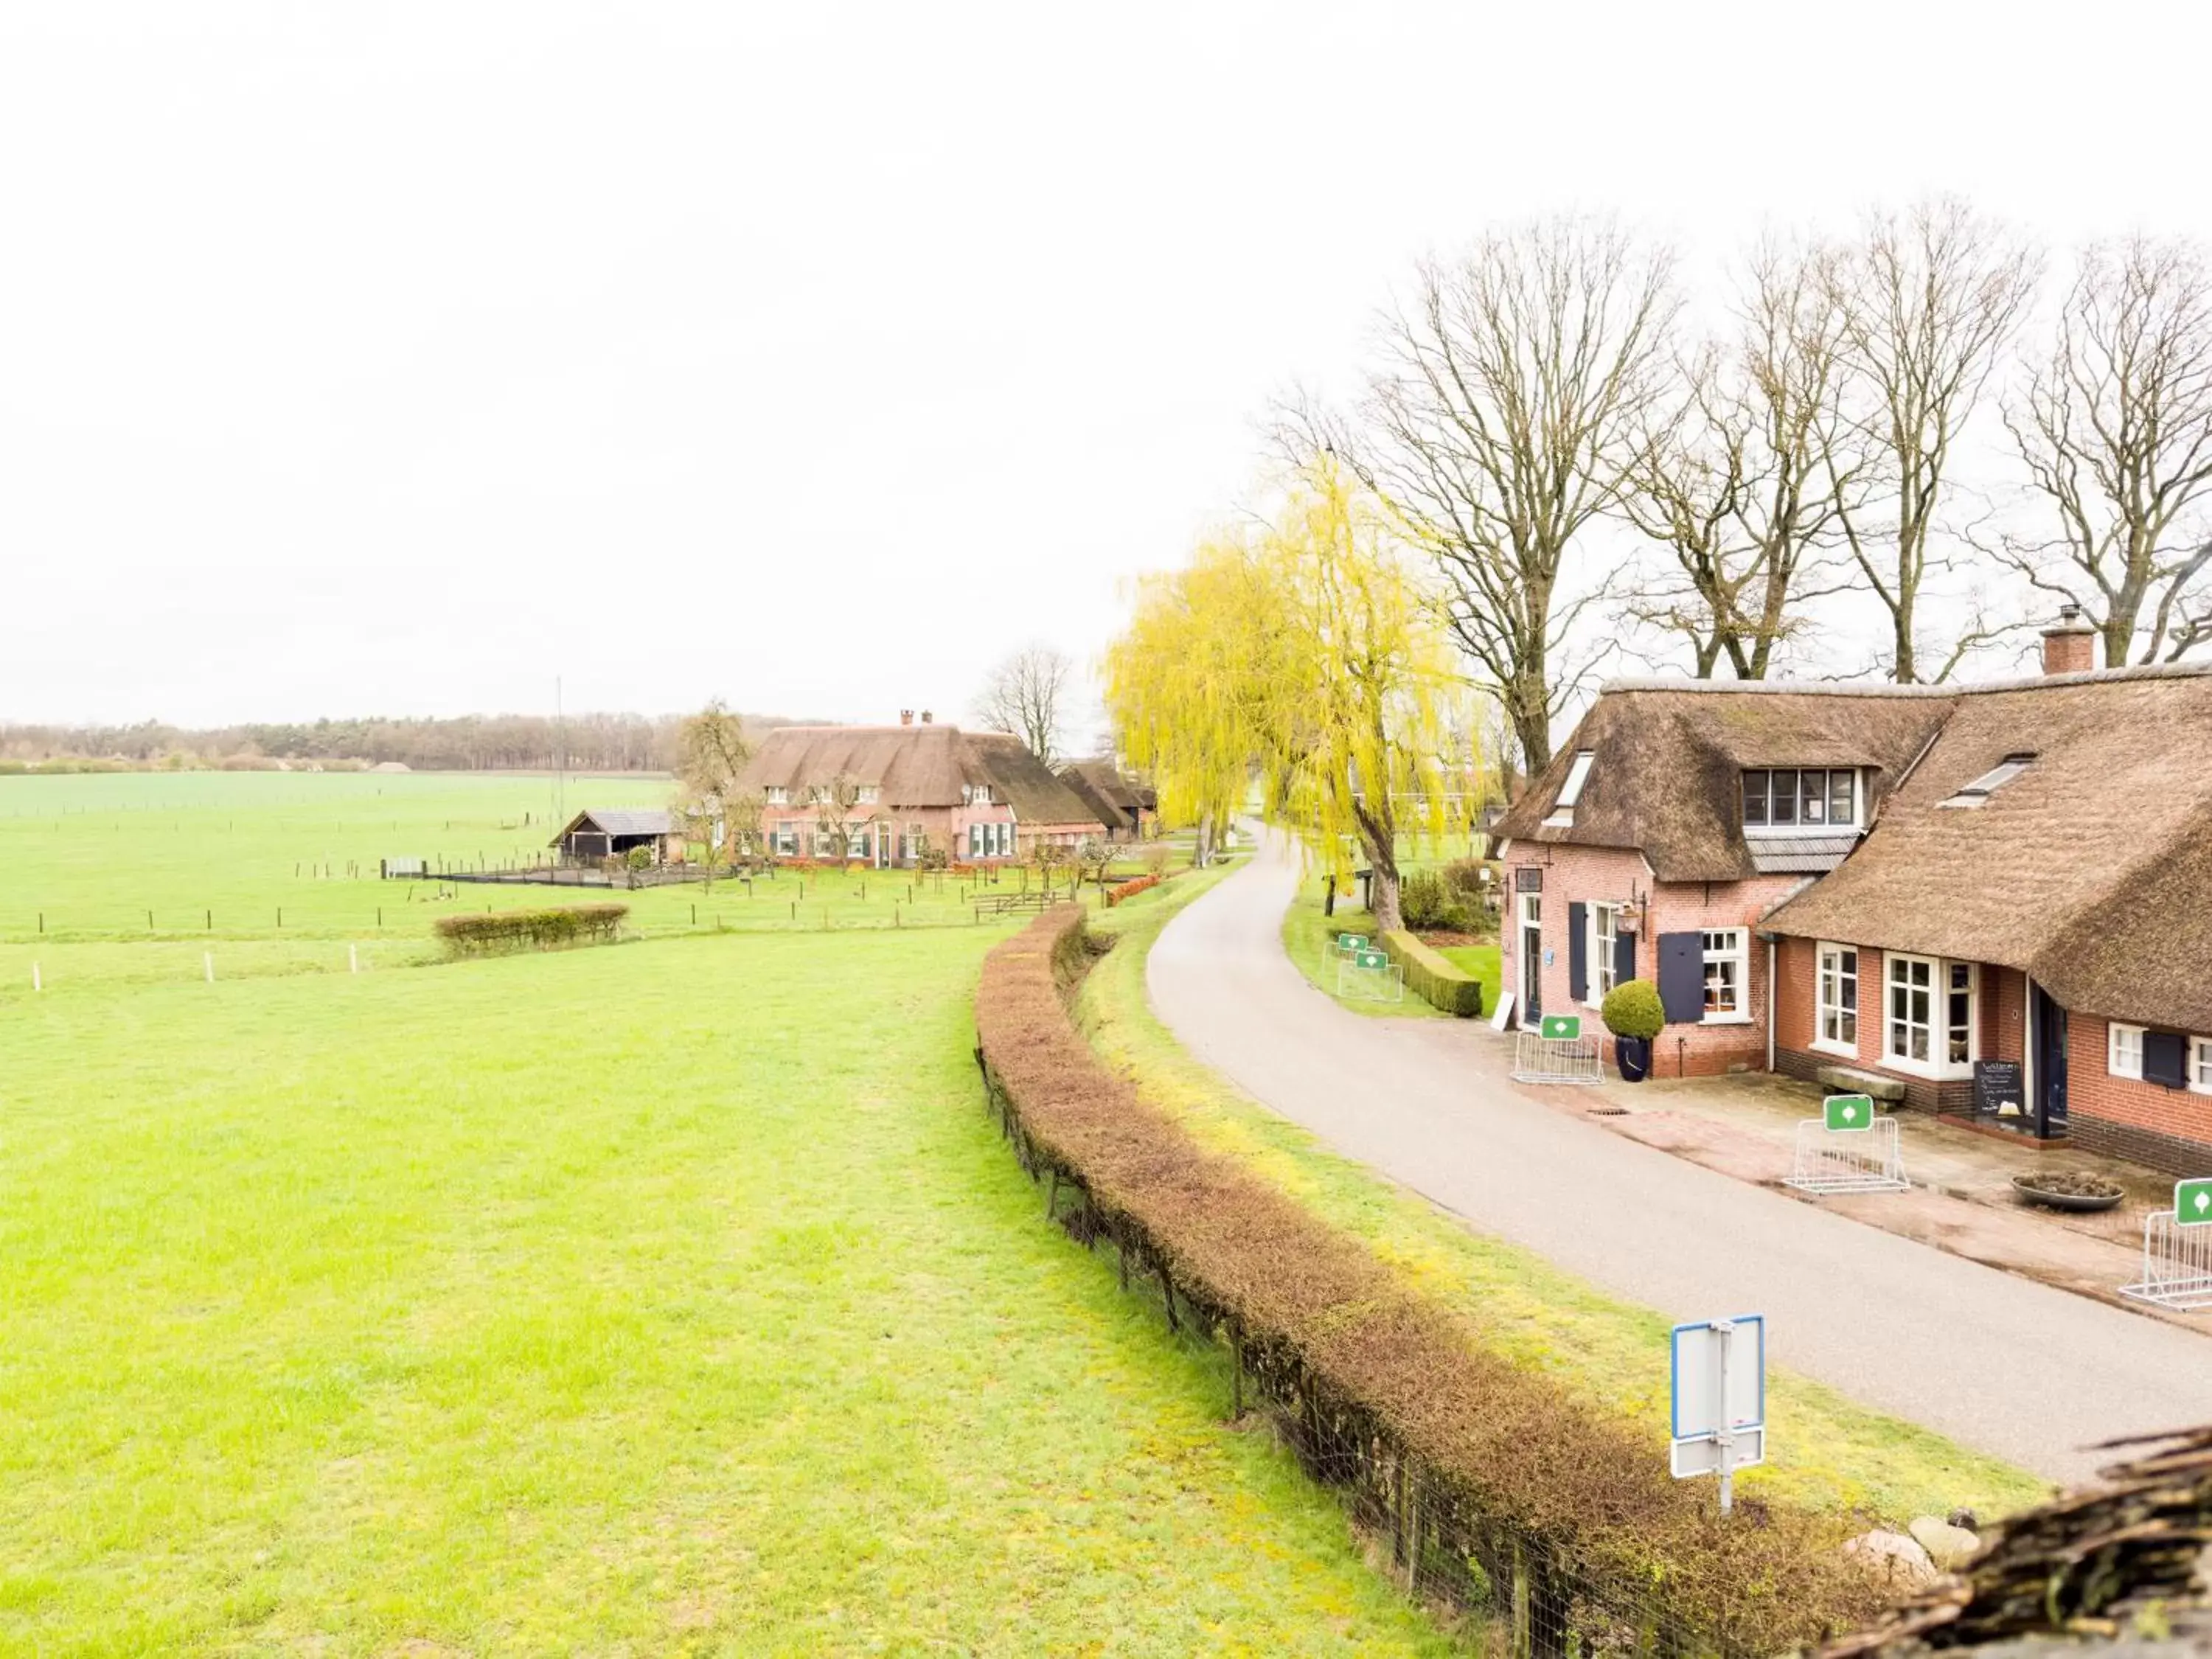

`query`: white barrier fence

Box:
[1510,1032,1603,1085]
[2118,1211,2212,1311]
[1335,956,1405,1002]
[1784,1116,1909,1195]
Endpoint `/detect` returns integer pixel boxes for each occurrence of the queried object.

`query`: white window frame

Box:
[2191,1036,2212,1096]
[1882,953,1975,1079]
[1700,928,1750,1025]
[2110,1022,2146,1081]
[1742,768,1860,836]
[1587,904,1618,1006]
[1814,942,1858,1057]
[764,787,789,805]
[855,785,880,805]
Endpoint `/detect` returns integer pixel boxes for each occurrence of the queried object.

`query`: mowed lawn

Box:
[0,925,1444,1655]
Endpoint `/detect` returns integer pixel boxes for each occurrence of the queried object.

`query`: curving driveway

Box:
[1147,830,2211,1486]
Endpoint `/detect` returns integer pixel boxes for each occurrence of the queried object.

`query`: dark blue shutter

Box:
[1658,932,1703,1025]
[2146,1030,2187,1088]
[1613,930,1637,990]
[1567,902,1588,1002]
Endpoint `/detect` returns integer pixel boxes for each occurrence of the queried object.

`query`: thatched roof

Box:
[739,724,1104,829]
[1492,684,1955,882]
[1767,667,2212,1032]
[1822,1424,2212,1654]
[1057,759,1151,833]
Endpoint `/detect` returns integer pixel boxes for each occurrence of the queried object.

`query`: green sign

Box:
[1337,933,1368,951]
[1539,1014,1581,1041]
[2177,1179,2212,1225]
[1824,1093,1875,1132]
[1354,948,1388,970]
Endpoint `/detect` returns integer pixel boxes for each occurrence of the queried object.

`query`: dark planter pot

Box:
[1615,1036,1652,1082]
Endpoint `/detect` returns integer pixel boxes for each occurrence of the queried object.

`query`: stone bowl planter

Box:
[2009,1172,2125,1213]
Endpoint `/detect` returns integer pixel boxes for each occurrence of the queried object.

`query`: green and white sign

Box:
[1337,933,1368,951]
[2176,1178,2212,1225]
[1354,948,1388,970]
[1823,1093,1875,1132]
[1539,1014,1581,1041]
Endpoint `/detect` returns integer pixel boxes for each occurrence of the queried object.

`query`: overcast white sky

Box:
[5,2,2210,730]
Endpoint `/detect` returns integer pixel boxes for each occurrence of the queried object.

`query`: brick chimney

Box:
[920,709,933,724]
[900,709,914,726]
[2040,603,2098,676]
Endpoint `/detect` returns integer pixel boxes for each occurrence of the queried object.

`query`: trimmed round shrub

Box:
[1600,978,1665,1040]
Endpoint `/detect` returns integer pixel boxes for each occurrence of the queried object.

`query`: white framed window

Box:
[855,785,880,804]
[2110,1022,2146,1080]
[963,783,994,806]
[772,827,797,856]
[1741,768,1859,832]
[1815,943,1858,1053]
[846,825,872,860]
[2192,1037,2212,1096]
[1886,954,1935,1068]
[1945,961,1976,1067]
[764,787,789,805]
[1702,929,1747,1022]
[1588,905,1619,1004]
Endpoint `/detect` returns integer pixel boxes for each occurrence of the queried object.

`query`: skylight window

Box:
[1939,754,2034,809]
[1543,750,1596,827]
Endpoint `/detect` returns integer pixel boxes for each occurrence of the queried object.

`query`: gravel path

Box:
[1147,832,2212,1486]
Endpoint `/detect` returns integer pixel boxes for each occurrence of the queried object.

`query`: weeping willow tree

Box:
[1107,457,1467,931]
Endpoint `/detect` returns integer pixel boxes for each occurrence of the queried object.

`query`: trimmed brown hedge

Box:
[975,906,1882,1654]
[434,902,627,955]
[1105,873,1162,907]
[1381,928,1483,1017]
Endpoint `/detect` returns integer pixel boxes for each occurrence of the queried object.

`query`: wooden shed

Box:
[552,808,683,865]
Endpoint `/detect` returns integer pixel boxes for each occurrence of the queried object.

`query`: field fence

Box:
[975,1051,1750,1658]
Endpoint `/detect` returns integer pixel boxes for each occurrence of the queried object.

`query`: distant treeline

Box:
[0,712,807,773]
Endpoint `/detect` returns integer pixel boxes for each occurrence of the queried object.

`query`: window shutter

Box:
[1657,932,1703,1025]
[1567,902,1588,1001]
[2145,1029,2188,1088]
[1613,931,1637,991]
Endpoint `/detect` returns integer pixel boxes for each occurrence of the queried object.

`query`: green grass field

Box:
[1277,872,1501,1021]
[0,774,1445,1655]
[1083,872,2049,1526]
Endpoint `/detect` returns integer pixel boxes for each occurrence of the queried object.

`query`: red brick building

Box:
[1492,616,2212,1171]
[737,712,1105,867]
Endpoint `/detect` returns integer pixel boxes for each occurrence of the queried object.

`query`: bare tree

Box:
[810,775,865,863]
[2000,235,2212,664]
[1823,199,2042,682]
[1346,218,1680,774]
[974,645,1073,765]
[1620,240,1859,678]
[669,700,754,888]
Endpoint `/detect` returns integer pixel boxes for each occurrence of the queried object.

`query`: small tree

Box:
[1074,835,1116,886]
[671,700,753,890]
[810,776,864,862]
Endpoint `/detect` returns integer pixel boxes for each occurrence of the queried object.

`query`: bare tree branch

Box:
[973,644,1074,765]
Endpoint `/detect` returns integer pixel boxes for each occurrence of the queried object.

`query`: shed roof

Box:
[551,807,675,844]
[1057,758,1147,832]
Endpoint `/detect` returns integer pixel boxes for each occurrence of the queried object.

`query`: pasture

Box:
[0,774,1440,1654]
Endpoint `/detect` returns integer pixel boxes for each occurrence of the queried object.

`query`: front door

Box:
[1518,891,1543,1023]
[2034,985,2068,1137]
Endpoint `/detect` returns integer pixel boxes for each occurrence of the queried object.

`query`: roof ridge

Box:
[1600,659,2212,699]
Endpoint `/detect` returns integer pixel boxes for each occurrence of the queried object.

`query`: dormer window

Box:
[1542,750,1596,828]
[1742,768,1858,832]
[855,785,880,804]
[1938,754,2034,809]
[764,787,789,805]
[964,783,993,806]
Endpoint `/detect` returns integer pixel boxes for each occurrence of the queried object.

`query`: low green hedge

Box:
[434,902,628,956]
[1381,929,1483,1017]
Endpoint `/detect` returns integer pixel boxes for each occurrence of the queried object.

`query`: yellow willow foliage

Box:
[1106,459,1469,896]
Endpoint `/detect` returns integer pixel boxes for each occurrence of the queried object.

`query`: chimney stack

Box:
[900,709,914,726]
[920,709,933,724]
[2040,603,2097,677]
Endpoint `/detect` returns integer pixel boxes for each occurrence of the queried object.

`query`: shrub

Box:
[1398,869,1448,930]
[1380,931,1482,1017]
[434,903,628,956]
[1441,856,1489,901]
[1105,873,1161,908]
[624,845,653,872]
[1600,978,1665,1041]
[974,910,1877,1652]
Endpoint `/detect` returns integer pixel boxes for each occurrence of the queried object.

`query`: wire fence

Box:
[975,1051,1747,1658]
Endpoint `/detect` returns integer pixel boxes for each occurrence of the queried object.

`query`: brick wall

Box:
[1498,843,1801,1078]
[2065,1011,2212,1174]
[1773,936,2003,1116]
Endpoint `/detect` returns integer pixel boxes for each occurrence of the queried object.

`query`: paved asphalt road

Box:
[1147,832,2212,1486]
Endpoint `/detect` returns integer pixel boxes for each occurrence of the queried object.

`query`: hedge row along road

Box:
[1147,829,2212,1486]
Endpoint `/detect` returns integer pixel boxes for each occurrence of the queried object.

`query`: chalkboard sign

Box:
[1973,1059,2025,1119]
